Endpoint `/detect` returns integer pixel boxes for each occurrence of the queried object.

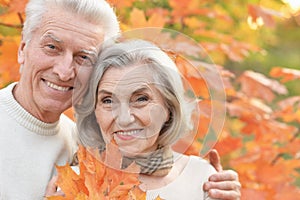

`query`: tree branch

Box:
[0,22,23,29]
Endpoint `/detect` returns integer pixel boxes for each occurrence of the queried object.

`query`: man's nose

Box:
[53,53,75,81]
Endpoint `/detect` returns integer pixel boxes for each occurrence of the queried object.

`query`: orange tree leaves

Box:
[238,70,288,102]
[0,36,20,87]
[248,4,283,28]
[270,67,300,83]
[224,70,300,199]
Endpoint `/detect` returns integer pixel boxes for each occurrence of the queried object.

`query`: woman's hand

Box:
[203,149,241,200]
[44,176,65,199]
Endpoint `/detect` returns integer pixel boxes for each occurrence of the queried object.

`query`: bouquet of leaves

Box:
[47,142,162,200]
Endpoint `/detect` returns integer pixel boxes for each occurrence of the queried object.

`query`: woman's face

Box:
[95,64,169,157]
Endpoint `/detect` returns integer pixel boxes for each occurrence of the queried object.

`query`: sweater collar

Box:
[0,82,60,136]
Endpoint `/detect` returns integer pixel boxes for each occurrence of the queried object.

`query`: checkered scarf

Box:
[122,146,174,177]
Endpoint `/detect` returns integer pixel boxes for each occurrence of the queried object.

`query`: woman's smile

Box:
[114,129,143,140]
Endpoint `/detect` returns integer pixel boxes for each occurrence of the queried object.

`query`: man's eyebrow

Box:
[42,34,98,58]
[80,49,97,59]
[42,34,61,43]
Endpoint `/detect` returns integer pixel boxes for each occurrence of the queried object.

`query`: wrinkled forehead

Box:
[102,63,155,83]
[98,64,160,93]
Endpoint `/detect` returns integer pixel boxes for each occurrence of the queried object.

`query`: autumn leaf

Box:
[169,0,210,18]
[248,4,283,28]
[127,8,165,29]
[48,144,151,200]
[0,36,20,87]
[241,188,267,200]
[8,0,28,13]
[227,95,273,121]
[274,96,300,122]
[54,164,85,199]
[238,70,288,102]
[214,136,243,157]
[106,0,135,9]
[270,67,300,83]
[63,107,75,121]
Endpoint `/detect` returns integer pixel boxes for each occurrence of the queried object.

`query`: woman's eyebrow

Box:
[98,89,112,95]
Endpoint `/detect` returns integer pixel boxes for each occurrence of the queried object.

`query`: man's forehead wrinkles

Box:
[41,33,99,55]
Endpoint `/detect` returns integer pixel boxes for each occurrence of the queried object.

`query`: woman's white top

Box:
[146,154,217,200]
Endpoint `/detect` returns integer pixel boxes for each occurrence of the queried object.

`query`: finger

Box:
[208,149,223,172]
[203,180,241,191]
[207,188,241,200]
[44,176,58,196]
[208,170,239,182]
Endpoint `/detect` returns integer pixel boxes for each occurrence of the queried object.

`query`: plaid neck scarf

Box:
[122,146,174,177]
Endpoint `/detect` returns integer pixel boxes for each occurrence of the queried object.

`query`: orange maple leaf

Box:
[238,70,288,102]
[106,0,135,9]
[48,143,165,200]
[270,67,300,83]
[127,8,166,29]
[0,36,20,87]
[8,0,28,13]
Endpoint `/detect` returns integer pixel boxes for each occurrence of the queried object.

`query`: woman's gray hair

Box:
[22,0,119,42]
[75,39,195,149]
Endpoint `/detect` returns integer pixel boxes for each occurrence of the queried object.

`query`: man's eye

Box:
[80,55,88,60]
[76,55,93,66]
[46,44,56,50]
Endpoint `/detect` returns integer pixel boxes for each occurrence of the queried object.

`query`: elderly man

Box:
[0,0,240,199]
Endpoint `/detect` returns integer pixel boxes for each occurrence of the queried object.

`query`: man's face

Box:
[17,8,104,122]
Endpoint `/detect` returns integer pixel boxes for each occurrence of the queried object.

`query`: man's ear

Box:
[18,37,26,65]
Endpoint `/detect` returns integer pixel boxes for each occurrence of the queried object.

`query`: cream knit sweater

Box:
[0,83,76,200]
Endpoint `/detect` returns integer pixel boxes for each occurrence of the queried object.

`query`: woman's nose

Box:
[115,103,135,127]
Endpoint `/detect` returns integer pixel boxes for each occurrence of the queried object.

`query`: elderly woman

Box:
[70,39,240,199]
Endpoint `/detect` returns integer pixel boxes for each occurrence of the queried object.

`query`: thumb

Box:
[208,149,223,172]
[44,176,58,196]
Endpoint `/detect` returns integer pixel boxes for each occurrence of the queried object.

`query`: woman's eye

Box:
[131,95,149,107]
[137,96,148,102]
[102,98,112,104]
